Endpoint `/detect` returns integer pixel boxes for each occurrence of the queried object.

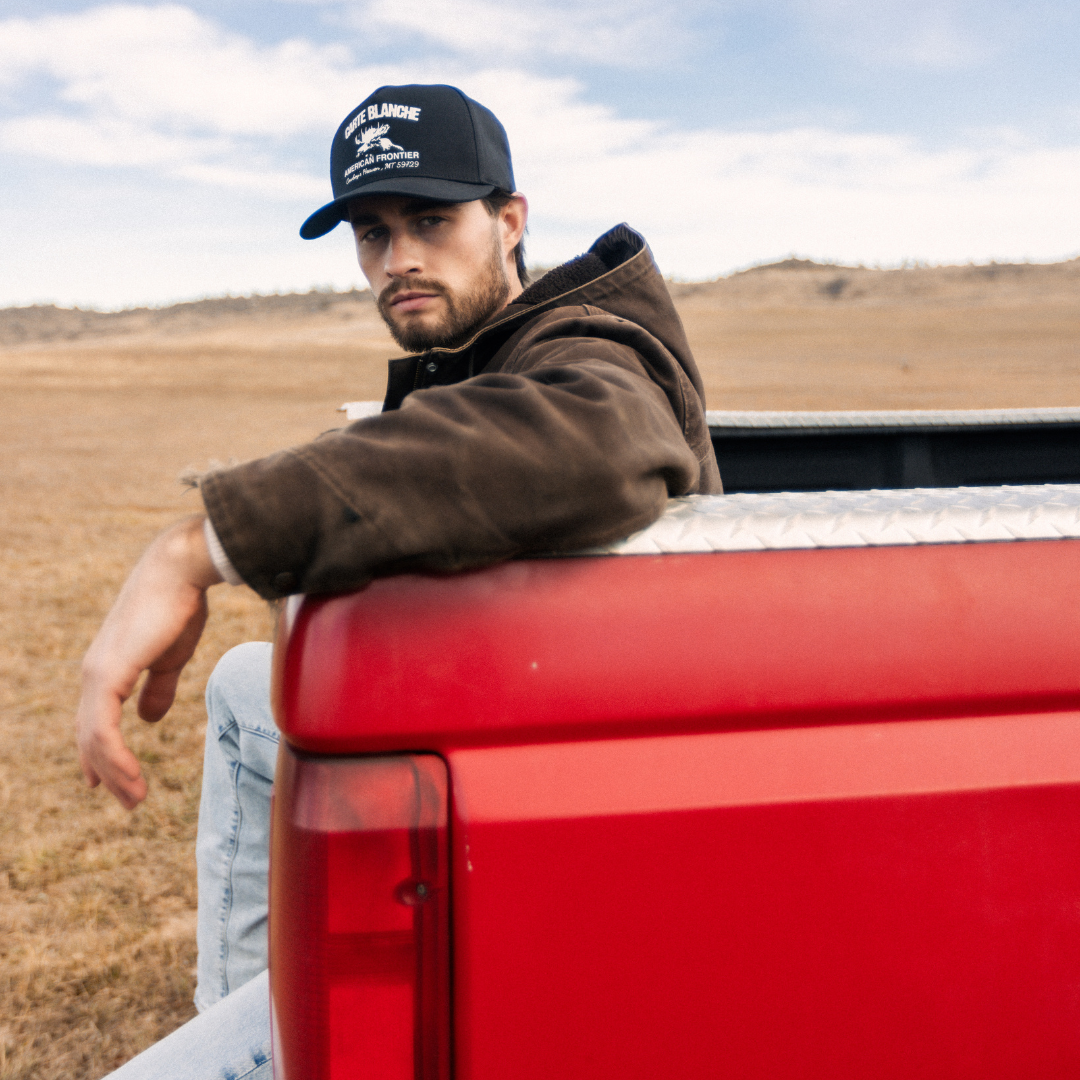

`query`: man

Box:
[78,83,720,1077]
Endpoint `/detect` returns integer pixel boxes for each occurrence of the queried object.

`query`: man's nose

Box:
[383,232,424,279]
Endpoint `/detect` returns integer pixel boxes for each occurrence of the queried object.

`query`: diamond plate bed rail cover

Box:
[346,402,1080,429]
[581,486,1080,555]
[704,407,1080,429]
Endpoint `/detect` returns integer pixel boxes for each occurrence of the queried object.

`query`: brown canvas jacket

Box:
[201,224,722,600]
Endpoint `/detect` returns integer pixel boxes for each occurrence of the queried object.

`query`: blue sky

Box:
[2,0,1079,308]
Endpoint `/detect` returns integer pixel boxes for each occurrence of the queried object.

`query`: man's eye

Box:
[418,216,445,227]
[358,225,388,242]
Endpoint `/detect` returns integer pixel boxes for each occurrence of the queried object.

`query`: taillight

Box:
[269,746,450,1080]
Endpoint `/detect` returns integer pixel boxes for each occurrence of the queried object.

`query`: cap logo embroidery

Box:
[343,120,421,185]
[355,124,403,155]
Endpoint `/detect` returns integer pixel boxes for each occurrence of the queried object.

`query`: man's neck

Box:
[504,266,525,306]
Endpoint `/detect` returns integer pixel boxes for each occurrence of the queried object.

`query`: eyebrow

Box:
[348,199,458,226]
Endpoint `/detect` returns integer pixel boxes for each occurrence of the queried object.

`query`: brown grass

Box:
[1,260,1078,1078]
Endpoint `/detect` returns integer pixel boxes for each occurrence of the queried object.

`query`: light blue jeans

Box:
[108,642,278,1079]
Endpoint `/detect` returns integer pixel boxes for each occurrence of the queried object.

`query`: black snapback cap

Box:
[300,84,515,240]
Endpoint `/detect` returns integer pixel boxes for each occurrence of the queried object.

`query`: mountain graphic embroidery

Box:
[355,124,405,155]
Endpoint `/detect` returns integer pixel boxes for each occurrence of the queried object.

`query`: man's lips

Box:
[387,291,441,314]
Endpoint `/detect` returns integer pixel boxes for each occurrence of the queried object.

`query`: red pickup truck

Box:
[267,408,1080,1080]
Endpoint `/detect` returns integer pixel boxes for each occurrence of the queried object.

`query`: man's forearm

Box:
[75,515,225,808]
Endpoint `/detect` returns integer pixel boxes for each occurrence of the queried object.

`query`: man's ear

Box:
[499,193,528,255]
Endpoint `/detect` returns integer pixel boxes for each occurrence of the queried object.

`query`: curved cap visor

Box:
[300,176,497,239]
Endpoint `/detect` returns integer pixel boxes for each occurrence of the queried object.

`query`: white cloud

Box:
[0,113,325,199]
[0,4,361,134]
[512,119,1080,276]
[173,162,326,199]
[244,0,696,66]
[789,0,998,69]
[1,113,232,169]
[358,0,689,67]
[0,4,423,200]
[431,69,1080,275]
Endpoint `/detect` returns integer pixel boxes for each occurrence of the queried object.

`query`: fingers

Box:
[105,767,149,811]
[102,756,149,810]
[75,689,149,809]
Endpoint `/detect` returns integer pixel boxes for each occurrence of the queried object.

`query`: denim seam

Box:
[220,757,243,997]
[235,725,280,742]
[223,1050,271,1080]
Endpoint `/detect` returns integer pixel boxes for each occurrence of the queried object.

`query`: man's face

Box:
[348,194,525,353]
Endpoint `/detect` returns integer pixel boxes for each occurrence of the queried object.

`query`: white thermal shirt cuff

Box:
[203,517,244,586]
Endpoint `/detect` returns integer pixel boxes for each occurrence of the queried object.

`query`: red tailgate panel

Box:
[455,791,1080,1079]
[450,718,1080,1079]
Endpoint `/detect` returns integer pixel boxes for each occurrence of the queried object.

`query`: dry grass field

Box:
[1,257,1078,1078]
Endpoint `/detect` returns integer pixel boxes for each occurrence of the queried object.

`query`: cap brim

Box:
[299,177,498,239]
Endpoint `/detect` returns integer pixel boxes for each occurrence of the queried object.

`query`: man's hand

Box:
[76,515,224,809]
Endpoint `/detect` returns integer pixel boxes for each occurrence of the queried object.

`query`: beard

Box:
[377,232,511,353]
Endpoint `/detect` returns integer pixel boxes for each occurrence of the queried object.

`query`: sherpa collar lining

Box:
[515,223,644,307]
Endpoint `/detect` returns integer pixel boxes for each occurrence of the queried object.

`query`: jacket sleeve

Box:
[200,325,704,599]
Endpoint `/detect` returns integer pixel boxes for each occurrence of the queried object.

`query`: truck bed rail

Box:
[584,484,1080,554]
